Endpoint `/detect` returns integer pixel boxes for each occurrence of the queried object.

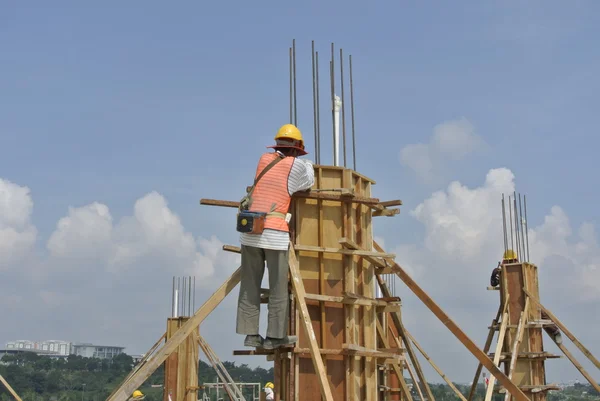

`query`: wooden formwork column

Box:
[279,165,382,400]
[163,317,199,401]
[500,262,549,401]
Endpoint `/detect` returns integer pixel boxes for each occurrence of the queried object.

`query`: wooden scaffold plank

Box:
[106,267,242,401]
[484,307,510,401]
[466,303,503,401]
[523,288,600,369]
[358,243,434,401]
[373,274,434,401]
[0,374,23,401]
[107,332,167,401]
[547,337,600,393]
[522,291,600,393]
[197,336,246,401]
[288,242,335,401]
[371,241,530,401]
[375,320,414,401]
[404,329,468,401]
[504,298,529,401]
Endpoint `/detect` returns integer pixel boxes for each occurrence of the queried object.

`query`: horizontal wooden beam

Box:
[488,352,562,361]
[373,208,400,217]
[342,344,404,360]
[295,244,395,258]
[223,245,241,253]
[497,385,561,393]
[233,347,404,360]
[379,200,403,207]
[339,237,389,268]
[222,244,395,261]
[304,292,388,306]
[200,198,239,208]
[200,191,381,209]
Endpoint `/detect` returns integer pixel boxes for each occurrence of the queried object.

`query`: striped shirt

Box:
[240,154,315,251]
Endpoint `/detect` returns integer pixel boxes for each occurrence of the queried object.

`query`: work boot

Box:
[262,335,298,350]
[244,335,264,348]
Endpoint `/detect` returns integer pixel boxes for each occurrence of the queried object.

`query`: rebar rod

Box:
[349,55,357,171]
[289,47,293,124]
[509,196,514,253]
[311,41,318,162]
[340,48,347,167]
[524,195,530,262]
[316,51,321,165]
[292,39,297,126]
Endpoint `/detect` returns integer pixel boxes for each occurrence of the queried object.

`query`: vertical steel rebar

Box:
[289,47,293,124]
[292,39,297,126]
[177,277,181,316]
[340,48,347,167]
[182,276,186,315]
[509,196,514,253]
[518,194,525,262]
[349,54,357,171]
[501,195,508,254]
[513,195,522,261]
[524,195,530,262]
[316,51,321,164]
[330,43,335,165]
[311,41,318,162]
[188,276,192,316]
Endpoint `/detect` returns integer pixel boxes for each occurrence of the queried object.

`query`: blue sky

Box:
[1,1,599,386]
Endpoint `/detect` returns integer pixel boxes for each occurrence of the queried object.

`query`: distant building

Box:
[0,348,67,361]
[4,340,125,359]
[71,343,125,359]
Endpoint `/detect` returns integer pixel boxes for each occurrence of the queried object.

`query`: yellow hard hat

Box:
[268,124,308,155]
[264,382,274,389]
[503,249,518,261]
[132,390,145,400]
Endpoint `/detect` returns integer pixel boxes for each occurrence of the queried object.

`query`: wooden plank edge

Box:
[372,241,530,401]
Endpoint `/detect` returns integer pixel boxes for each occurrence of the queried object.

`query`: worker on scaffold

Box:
[490,249,562,344]
[235,124,315,349]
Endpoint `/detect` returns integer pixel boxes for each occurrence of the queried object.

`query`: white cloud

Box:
[43,191,237,281]
[0,178,37,269]
[399,118,486,182]
[400,167,599,300]
[47,202,113,262]
[0,181,237,289]
[411,168,514,263]
[387,167,600,383]
[0,177,245,363]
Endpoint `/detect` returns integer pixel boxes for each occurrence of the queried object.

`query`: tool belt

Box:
[236,211,286,234]
[236,153,286,234]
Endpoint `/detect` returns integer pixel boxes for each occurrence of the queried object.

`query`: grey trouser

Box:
[236,244,290,339]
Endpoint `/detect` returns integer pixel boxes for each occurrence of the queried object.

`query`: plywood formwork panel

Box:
[500,262,548,401]
[275,165,381,401]
[389,312,404,400]
[163,318,199,401]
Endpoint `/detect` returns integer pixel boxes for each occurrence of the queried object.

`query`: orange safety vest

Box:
[248,152,295,232]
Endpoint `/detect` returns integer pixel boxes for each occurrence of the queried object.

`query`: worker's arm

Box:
[287,158,315,195]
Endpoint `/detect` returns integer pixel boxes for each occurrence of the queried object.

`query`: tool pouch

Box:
[236,153,284,234]
[236,211,267,234]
